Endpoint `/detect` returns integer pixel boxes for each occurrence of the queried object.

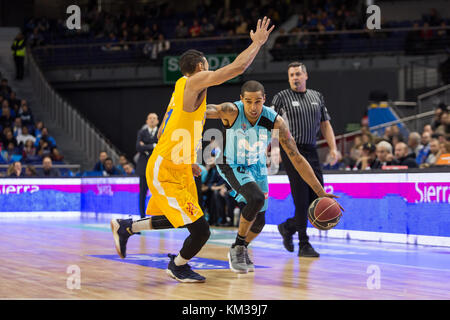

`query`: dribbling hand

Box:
[317,192,345,212]
[250,16,275,46]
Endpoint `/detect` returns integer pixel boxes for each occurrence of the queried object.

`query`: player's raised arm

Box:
[274,116,341,203]
[206,102,239,126]
[188,17,275,91]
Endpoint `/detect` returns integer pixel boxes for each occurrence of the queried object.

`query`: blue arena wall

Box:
[0,173,449,246]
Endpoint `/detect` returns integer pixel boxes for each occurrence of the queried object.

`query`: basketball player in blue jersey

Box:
[206,80,340,273]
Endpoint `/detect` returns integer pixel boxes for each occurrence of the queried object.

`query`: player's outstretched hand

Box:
[250,16,275,46]
[192,164,202,177]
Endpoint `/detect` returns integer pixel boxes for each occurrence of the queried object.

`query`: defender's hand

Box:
[250,16,275,46]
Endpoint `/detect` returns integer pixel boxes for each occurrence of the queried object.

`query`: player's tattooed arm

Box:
[206,102,238,126]
[274,116,336,199]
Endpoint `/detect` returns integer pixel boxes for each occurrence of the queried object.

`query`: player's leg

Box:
[242,172,268,272]
[217,164,264,273]
[167,216,210,283]
[242,211,265,272]
[166,173,210,282]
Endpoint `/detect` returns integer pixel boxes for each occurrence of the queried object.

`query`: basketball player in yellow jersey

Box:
[111,17,275,283]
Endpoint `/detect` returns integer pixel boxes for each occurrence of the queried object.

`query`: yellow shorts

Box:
[145,153,203,228]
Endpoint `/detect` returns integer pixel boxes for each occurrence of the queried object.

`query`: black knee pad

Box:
[250,211,266,234]
[188,216,211,243]
[239,182,265,222]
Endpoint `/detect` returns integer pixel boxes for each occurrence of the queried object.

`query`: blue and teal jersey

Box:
[222,100,278,167]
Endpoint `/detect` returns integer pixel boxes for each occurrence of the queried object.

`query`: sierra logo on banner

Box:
[163,54,239,84]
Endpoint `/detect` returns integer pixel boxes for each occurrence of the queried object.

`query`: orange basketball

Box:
[308,197,342,230]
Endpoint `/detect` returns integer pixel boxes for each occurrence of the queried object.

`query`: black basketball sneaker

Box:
[110,218,135,259]
[166,254,206,283]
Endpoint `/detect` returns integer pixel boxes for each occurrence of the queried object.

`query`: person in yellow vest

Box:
[11,32,26,80]
[110,17,275,283]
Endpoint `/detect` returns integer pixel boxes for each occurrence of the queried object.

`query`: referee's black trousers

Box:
[280,144,324,244]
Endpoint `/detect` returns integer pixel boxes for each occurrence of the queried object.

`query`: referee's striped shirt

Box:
[271,88,331,145]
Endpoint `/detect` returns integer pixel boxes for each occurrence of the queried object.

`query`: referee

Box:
[272,62,338,257]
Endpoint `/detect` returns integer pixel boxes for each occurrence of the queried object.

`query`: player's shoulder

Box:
[233,100,243,108]
[261,105,278,122]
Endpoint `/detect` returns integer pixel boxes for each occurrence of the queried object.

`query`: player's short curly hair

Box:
[240,80,265,96]
[179,49,205,76]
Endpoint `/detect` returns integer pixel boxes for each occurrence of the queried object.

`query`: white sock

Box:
[174,253,189,266]
[131,218,152,233]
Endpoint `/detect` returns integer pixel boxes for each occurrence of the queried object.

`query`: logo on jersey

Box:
[292,101,300,107]
[241,123,247,131]
[185,202,200,217]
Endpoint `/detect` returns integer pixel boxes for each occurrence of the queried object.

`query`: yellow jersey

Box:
[153,76,206,165]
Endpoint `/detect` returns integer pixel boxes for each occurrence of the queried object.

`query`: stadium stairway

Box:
[0,27,93,172]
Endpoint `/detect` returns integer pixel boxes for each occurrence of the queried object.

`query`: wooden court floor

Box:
[0,215,449,300]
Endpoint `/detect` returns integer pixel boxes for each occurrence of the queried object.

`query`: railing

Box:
[417,84,450,114]
[405,55,449,89]
[316,104,435,161]
[31,25,450,68]
[28,49,122,166]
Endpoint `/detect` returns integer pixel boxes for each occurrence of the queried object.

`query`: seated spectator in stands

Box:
[435,140,450,165]
[389,125,404,145]
[416,131,432,165]
[8,91,20,111]
[354,142,379,170]
[12,117,22,137]
[361,132,373,145]
[407,132,421,158]
[50,147,64,162]
[393,142,418,168]
[267,143,282,175]
[102,157,121,176]
[1,141,21,163]
[123,162,135,175]
[201,158,232,226]
[35,127,56,148]
[423,124,433,135]
[142,35,154,59]
[151,34,170,60]
[373,140,395,168]
[40,156,60,177]
[175,20,189,38]
[93,151,108,171]
[0,78,12,96]
[36,138,52,158]
[201,17,215,37]
[28,27,45,48]
[235,20,248,35]
[0,103,14,129]
[24,165,38,177]
[431,103,447,130]
[344,135,363,168]
[16,125,36,146]
[420,138,440,167]
[189,19,202,38]
[7,161,23,177]
[34,121,44,139]
[18,101,34,129]
[116,154,128,174]
[435,109,450,139]
[323,150,344,170]
[101,32,119,51]
[22,139,39,163]
[2,129,18,149]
